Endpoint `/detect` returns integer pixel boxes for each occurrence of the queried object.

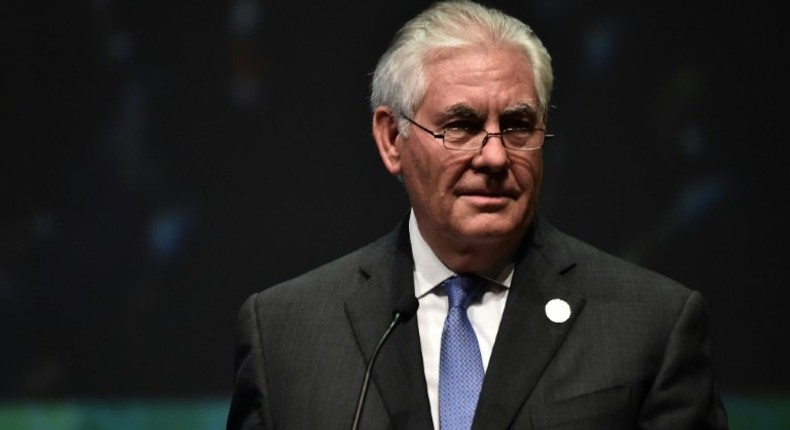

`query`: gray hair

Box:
[370,0,553,133]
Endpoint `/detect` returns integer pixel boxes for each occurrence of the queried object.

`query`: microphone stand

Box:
[350,311,403,430]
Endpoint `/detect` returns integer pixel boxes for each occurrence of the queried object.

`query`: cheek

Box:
[513,154,543,189]
[402,142,459,189]
[401,145,431,185]
[400,145,439,205]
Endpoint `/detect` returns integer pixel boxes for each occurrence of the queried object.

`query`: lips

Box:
[455,188,519,199]
[455,188,519,210]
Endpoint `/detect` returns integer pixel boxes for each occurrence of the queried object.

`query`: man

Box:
[227,1,728,429]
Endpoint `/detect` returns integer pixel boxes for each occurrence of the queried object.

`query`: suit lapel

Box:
[344,223,434,429]
[474,219,587,429]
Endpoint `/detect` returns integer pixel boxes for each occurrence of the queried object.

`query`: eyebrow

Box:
[501,103,539,118]
[438,103,539,120]
[442,104,484,119]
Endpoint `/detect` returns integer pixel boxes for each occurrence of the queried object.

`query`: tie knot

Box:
[443,275,480,310]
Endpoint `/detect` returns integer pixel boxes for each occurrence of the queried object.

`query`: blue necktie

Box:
[439,275,484,430]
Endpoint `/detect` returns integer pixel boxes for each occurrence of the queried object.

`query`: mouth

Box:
[457,187,519,198]
[456,190,518,208]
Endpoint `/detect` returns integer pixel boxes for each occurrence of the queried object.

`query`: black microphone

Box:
[350,296,419,430]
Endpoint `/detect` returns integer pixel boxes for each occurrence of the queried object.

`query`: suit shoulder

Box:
[542,221,692,301]
[251,229,399,306]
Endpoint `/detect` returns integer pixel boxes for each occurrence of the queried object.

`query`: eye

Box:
[443,120,479,131]
[501,120,535,130]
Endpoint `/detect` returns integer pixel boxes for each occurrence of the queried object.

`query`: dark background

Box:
[3,0,787,404]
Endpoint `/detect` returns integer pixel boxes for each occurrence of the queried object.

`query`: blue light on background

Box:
[0,396,788,429]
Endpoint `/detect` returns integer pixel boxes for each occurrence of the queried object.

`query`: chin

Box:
[453,214,528,242]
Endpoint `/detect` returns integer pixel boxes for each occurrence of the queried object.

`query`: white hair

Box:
[370,0,554,133]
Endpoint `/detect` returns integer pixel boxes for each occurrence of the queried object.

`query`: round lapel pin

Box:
[545,298,571,323]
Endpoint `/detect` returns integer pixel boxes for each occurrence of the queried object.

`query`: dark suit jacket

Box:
[227,217,728,429]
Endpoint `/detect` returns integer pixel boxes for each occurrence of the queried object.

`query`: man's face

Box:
[396,47,545,254]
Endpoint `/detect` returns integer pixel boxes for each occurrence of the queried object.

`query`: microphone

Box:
[350,296,419,430]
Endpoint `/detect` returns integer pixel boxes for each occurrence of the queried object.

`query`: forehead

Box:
[417,46,538,115]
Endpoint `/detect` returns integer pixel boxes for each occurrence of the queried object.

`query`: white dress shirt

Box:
[408,212,512,429]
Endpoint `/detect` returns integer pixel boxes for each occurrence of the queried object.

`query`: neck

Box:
[430,234,522,273]
[408,212,532,274]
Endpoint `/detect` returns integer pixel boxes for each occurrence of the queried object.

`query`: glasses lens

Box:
[503,129,542,150]
[442,128,545,150]
[443,128,481,150]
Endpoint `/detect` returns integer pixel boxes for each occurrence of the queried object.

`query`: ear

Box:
[372,106,403,175]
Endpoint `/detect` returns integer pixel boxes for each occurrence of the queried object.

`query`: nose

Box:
[471,133,509,171]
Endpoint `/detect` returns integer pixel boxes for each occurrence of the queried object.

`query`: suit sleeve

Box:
[226,293,274,430]
[638,291,728,429]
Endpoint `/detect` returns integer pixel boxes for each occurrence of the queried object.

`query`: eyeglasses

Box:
[401,114,554,151]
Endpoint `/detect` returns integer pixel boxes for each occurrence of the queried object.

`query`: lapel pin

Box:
[545,298,571,323]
